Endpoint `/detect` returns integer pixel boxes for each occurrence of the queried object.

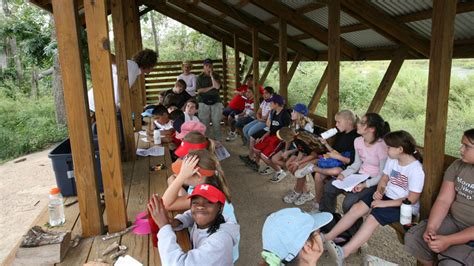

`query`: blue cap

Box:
[141,108,154,117]
[269,94,285,105]
[262,208,332,263]
[293,103,308,116]
[203,58,213,65]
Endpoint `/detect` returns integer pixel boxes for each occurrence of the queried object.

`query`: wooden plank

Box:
[111,0,136,161]
[234,34,241,86]
[252,28,260,111]
[421,0,456,220]
[259,53,275,85]
[243,59,254,84]
[222,41,229,104]
[153,65,223,72]
[367,46,407,113]
[279,18,288,99]
[84,0,128,233]
[155,59,220,66]
[287,53,301,85]
[308,65,329,114]
[51,0,103,237]
[327,0,340,128]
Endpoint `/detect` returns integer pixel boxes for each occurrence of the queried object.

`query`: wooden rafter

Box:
[287,53,301,85]
[308,65,329,114]
[234,0,250,8]
[252,28,260,111]
[279,18,288,99]
[233,34,241,86]
[221,41,228,103]
[340,0,430,57]
[201,0,319,61]
[294,2,325,14]
[167,0,277,56]
[250,0,358,59]
[327,0,340,128]
[367,47,408,113]
[259,53,276,85]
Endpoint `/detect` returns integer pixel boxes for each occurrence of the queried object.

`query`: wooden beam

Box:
[259,53,275,85]
[327,0,340,128]
[167,0,277,56]
[111,0,136,161]
[367,47,407,113]
[51,0,103,237]
[279,18,288,99]
[138,6,153,17]
[264,17,279,25]
[83,0,128,233]
[221,41,228,104]
[250,0,358,59]
[287,53,301,86]
[252,28,260,111]
[201,0,319,61]
[233,33,241,86]
[340,0,430,57]
[308,65,329,114]
[295,2,325,14]
[293,33,311,40]
[243,59,254,82]
[234,0,250,8]
[421,0,456,220]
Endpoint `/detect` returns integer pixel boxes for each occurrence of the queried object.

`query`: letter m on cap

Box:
[200,185,209,190]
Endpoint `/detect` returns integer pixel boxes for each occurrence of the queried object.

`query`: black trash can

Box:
[48,139,104,196]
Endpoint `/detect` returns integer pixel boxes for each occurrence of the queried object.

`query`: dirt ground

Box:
[0,137,417,265]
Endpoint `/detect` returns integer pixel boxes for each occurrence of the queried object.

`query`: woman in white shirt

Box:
[177,61,197,97]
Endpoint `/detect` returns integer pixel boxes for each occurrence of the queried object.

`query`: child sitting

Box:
[323,130,424,265]
[149,182,239,266]
[184,99,200,122]
[226,88,255,141]
[294,109,359,210]
[224,76,253,140]
[148,105,174,142]
[162,79,192,109]
[260,208,333,266]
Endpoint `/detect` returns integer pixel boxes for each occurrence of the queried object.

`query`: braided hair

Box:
[204,178,226,235]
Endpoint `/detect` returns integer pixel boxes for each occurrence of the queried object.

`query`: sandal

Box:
[326,240,344,266]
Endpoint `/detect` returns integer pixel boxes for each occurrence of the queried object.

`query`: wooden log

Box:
[84,0,128,233]
[279,18,288,99]
[367,46,407,113]
[327,0,340,128]
[308,65,329,114]
[259,53,275,85]
[252,28,260,111]
[51,0,103,237]
[287,53,301,86]
[421,0,456,220]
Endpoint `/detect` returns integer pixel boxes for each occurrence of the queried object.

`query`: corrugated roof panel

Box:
[407,12,474,41]
[259,33,272,41]
[197,2,222,16]
[287,24,304,36]
[167,4,186,14]
[226,0,241,5]
[406,19,431,40]
[224,16,248,30]
[300,38,328,51]
[280,0,316,10]
[341,29,396,48]
[304,6,360,28]
[370,0,432,16]
[240,3,274,21]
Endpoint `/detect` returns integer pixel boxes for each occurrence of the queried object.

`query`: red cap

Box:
[188,184,226,204]
[236,85,249,93]
[171,158,216,177]
[259,86,265,95]
[174,140,209,157]
[175,121,206,139]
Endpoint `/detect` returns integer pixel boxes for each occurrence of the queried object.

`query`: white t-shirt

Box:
[184,113,200,122]
[154,120,174,130]
[88,60,141,112]
[383,158,425,213]
[177,73,197,97]
[260,100,272,118]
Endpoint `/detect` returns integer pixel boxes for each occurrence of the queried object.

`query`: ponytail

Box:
[365,113,391,144]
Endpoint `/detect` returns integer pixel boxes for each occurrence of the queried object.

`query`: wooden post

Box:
[279,18,288,99]
[421,0,456,219]
[244,59,254,82]
[233,33,241,86]
[367,47,408,113]
[308,65,329,114]
[259,53,275,85]
[327,0,340,128]
[221,40,228,104]
[252,28,260,111]
[287,53,301,86]
[51,0,103,237]
[83,0,128,232]
[111,0,136,161]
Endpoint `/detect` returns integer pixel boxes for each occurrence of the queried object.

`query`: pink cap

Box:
[176,121,206,139]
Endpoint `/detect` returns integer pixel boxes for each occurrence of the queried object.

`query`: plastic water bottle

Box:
[48,187,65,226]
[400,199,412,225]
[320,128,338,139]
[153,129,161,145]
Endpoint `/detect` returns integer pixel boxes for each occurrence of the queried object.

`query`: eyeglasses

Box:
[460,143,474,150]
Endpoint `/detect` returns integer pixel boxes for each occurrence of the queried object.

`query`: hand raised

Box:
[147,194,170,228]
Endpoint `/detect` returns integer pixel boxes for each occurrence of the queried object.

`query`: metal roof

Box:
[370,0,432,16]
[341,29,396,48]
[280,0,317,10]
[304,6,360,28]
[300,38,328,51]
[240,3,274,21]
[406,11,474,41]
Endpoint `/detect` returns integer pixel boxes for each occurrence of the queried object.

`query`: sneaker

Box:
[239,155,251,163]
[259,166,274,175]
[283,190,301,204]
[326,240,344,266]
[270,170,287,183]
[295,163,315,178]
[294,192,315,206]
[226,132,237,141]
[311,202,321,212]
[245,160,259,171]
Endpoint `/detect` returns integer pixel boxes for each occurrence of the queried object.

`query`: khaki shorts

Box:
[404,215,474,265]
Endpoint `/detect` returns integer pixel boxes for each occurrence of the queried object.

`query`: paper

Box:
[136,146,164,157]
[215,145,230,161]
[115,255,143,266]
[140,137,150,143]
[138,131,147,137]
[332,173,370,192]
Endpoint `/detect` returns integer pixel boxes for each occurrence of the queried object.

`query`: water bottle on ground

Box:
[48,187,65,226]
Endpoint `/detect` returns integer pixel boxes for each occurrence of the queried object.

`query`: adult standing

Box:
[177,61,197,97]
[196,58,223,140]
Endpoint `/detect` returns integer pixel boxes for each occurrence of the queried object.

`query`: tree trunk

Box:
[31,67,38,99]
[0,45,7,71]
[149,12,159,58]
[10,37,23,81]
[2,0,10,15]
[51,16,67,126]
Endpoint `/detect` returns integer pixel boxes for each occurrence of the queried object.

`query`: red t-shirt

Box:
[228,85,248,111]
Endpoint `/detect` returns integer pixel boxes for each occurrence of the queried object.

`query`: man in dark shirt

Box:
[196,58,223,140]
[162,79,192,109]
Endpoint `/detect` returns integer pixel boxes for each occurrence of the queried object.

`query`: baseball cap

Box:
[269,94,285,105]
[176,121,206,139]
[258,86,265,95]
[293,103,308,116]
[203,58,213,65]
[188,184,226,204]
[236,85,249,93]
[174,140,209,158]
[276,127,296,142]
[262,208,333,263]
[171,158,215,177]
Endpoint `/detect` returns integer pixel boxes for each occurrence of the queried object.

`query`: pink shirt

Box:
[354,137,388,177]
